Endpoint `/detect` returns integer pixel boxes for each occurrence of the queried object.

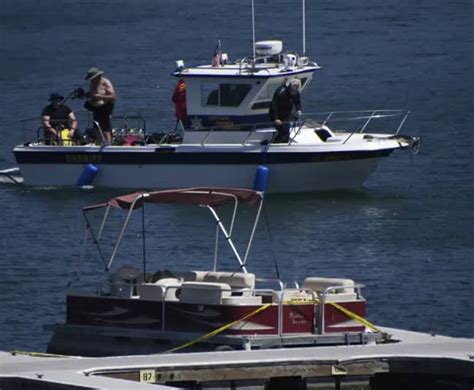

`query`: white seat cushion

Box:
[138,278,181,301]
[303,277,355,294]
[179,281,232,304]
[192,271,256,290]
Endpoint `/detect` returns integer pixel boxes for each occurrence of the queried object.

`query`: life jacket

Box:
[59,128,73,146]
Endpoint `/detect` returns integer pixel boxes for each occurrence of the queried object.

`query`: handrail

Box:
[198,123,272,147]
[68,277,368,340]
[21,109,410,148]
[288,119,306,145]
[318,283,365,335]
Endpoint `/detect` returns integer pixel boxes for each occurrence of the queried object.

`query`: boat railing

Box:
[317,283,365,335]
[303,109,410,144]
[67,280,110,296]
[68,278,366,338]
[187,122,276,147]
[20,111,147,145]
[182,110,409,147]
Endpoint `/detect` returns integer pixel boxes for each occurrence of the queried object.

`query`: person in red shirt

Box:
[172,79,187,130]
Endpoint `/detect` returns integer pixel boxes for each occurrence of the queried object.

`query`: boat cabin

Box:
[173,40,320,134]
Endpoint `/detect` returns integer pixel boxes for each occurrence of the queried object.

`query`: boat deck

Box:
[1,327,472,389]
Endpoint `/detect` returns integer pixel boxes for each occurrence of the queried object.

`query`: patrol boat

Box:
[11,40,419,193]
[47,187,384,356]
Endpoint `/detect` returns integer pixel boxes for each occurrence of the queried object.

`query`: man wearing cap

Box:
[269,78,302,143]
[84,67,116,145]
[41,93,78,145]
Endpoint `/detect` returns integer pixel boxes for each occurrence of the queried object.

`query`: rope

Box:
[13,298,387,357]
[10,349,69,358]
[167,303,271,353]
[167,297,388,353]
[327,301,385,334]
[284,297,386,335]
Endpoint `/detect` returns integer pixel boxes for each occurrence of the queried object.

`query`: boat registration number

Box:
[65,154,102,164]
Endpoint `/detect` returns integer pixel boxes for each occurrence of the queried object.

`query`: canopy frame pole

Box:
[141,202,147,281]
[228,194,238,236]
[82,210,108,270]
[97,205,111,241]
[213,224,219,272]
[107,194,146,270]
[242,195,264,266]
[206,205,248,273]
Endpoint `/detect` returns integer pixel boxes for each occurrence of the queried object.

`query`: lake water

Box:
[0,0,472,352]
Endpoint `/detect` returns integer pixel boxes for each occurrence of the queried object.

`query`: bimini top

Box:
[84,187,262,212]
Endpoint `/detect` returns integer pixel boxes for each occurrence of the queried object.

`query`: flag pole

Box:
[302,0,306,55]
[251,0,256,58]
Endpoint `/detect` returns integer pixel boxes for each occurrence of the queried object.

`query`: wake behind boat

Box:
[11,40,420,192]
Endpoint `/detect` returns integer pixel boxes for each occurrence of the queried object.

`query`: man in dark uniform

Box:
[269,78,302,143]
[41,92,77,144]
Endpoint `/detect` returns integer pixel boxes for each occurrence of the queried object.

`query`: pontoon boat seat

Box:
[138,278,182,301]
[110,266,142,298]
[190,271,256,294]
[220,296,262,305]
[303,277,358,302]
[273,288,317,303]
[179,281,232,305]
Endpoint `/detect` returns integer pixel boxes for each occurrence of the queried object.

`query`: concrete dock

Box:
[1,327,473,389]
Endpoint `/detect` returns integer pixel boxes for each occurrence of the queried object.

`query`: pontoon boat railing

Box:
[67,276,366,340]
[317,283,365,335]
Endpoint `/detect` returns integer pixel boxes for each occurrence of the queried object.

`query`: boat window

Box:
[251,81,284,110]
[251,101,272,110]
[258,81,283,101]
[202,84,219,106]
[251,78,308,110]
[201,83,252,107]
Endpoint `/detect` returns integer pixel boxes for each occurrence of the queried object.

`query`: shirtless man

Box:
[85,67,116,145]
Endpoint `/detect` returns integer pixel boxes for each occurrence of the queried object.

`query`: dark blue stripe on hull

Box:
[14,149,394,165]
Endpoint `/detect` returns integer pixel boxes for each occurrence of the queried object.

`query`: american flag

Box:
[212,42,222,67]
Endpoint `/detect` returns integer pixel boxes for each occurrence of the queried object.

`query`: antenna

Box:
[302,0,306,55]
[251,0,256,58]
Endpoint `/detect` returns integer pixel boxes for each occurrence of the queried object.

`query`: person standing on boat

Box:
[269,78,302,143]
[84,67,116,145]
[172,79,187,130]
[41,92,78,145]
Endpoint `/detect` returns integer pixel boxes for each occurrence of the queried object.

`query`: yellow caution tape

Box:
[168,296,389,353]
[326,301,384,334]
[14,298,388,357]
[283,297,386,336]
[167,303,272,353]
[10,349,69,358]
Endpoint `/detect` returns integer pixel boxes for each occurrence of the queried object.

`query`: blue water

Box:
[0,0,472,352]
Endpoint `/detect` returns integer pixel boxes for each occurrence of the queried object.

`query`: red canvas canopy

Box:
[83,187,262,212]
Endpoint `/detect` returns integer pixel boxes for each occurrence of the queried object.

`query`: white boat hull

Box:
[13,142,395,192]
[17,159,382,192]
